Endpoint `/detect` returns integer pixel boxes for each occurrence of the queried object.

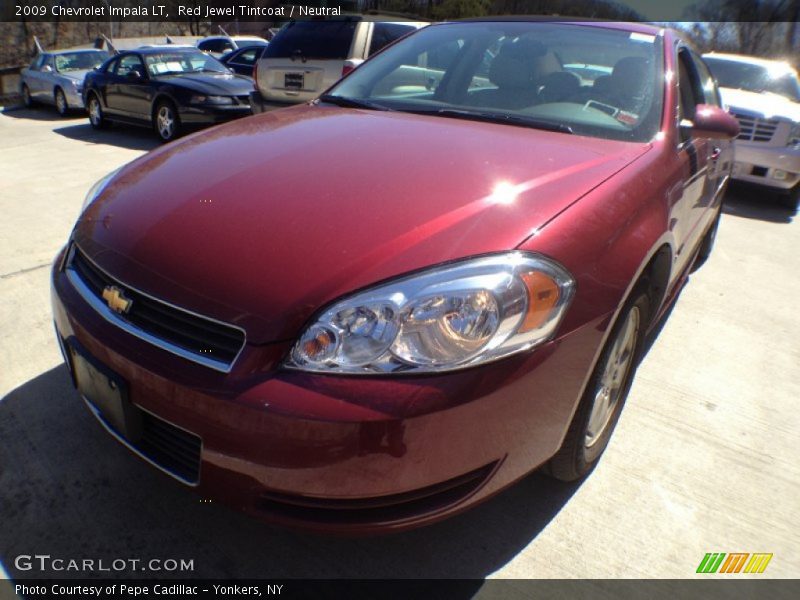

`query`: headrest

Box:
[489,38,547,90]
[611,57,652,97]
[612,57,650,81]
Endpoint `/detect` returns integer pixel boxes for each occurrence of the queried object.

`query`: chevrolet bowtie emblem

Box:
[102,285,132,314]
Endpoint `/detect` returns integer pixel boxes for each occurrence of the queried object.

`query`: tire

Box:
[545,287,651,481]
[54,87,68,116]
[87,93,108,129]
[690,207,721,272]
[21,84,33,108]
[154,100,181,143]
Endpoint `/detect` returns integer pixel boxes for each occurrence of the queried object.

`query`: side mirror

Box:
[686,104,740,140]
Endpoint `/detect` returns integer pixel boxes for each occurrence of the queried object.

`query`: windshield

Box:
[703,57,800,102]
[327,22,664,142]
[54,51,109,72]
[144,51,229,76]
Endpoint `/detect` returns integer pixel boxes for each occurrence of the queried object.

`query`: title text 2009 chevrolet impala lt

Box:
[51,21,739,533]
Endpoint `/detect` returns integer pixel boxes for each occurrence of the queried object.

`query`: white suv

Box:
[250,17,426,113]
[703,53,800,210]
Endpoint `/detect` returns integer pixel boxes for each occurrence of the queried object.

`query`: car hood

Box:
[75,105,650,344]
[720,87,800,121]
[157,72,253,95]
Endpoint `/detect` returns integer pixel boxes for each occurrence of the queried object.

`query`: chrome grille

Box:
[67,245,245,372]
[731,111,779,142]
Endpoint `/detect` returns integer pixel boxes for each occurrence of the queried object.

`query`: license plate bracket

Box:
[69,341,142,443]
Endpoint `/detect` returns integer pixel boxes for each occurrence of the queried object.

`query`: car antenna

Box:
[101,34,119,55]
[33,35,45,54]
[218,25,230,37]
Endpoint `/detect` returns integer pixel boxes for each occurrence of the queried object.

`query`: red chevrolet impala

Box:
[51,21,738,533]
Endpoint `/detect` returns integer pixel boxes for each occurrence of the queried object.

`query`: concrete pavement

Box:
[1,107,798,582]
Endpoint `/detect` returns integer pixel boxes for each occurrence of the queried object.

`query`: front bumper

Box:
[66,87,85,110]
[179,103,252,124]
[51,246,604,533]
[731,141,800,191]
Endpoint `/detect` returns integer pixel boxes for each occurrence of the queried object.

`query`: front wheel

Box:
[545,288,650,481]
[55,87,68,116]
[87,93,108,129]
[154,100,181,143]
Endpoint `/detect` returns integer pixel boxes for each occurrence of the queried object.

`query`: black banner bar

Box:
[2,0,800,23]
[6,579,800,600]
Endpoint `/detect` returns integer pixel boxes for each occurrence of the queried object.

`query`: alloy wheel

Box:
[89,97,102,126]
[157,105,175,140]
[585,305,640,448]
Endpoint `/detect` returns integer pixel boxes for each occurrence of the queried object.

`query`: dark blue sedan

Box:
[219,44,267,78]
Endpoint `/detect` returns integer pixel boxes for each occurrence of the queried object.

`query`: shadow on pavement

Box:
[0,364,582,584]
[2,106,85,122]
[53,122,160,152]
[723,183,795,224]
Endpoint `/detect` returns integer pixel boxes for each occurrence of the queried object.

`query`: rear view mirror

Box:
[688,105,740,140]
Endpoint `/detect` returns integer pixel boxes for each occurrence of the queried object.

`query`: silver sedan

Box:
[20,49,110,116]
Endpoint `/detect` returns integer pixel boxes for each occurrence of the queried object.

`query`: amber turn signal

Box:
[519,271,561,332]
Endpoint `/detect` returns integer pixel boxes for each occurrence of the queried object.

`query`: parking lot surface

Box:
[1,108,798,582]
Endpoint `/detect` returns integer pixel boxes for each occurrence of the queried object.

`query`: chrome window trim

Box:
[82,395,200,487]
[65,244,247,373]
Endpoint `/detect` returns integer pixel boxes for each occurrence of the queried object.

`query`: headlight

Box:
[80,168,121,213]
[285,252,575,375]
[190,94,234,105]
[787,122,800,147]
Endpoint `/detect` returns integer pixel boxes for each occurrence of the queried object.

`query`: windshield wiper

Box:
[317,94,392,112]
[414,108,573,134]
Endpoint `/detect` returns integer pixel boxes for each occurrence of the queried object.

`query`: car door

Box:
[673,47,713,274]
[107,54,150,118]
[29,54,52,100]
[115,54,152,119]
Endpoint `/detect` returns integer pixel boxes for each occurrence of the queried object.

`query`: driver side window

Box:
[115,54,145,78]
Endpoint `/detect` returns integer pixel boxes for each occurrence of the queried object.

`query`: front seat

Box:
[599,56,652,112]
[467,39,547,110]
